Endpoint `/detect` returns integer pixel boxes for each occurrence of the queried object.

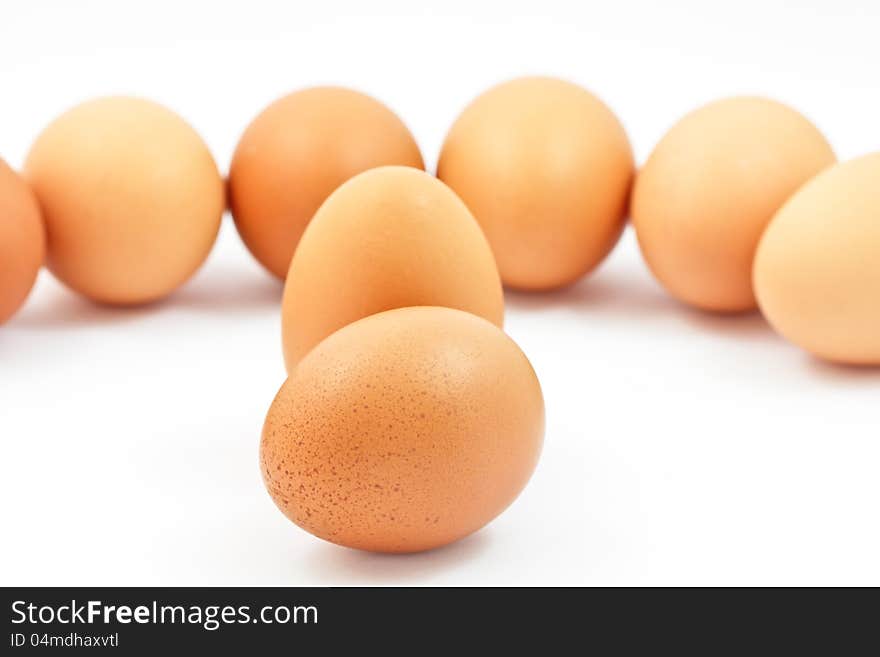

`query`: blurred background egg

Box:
[437,76,634,291]
[261,306,545,553]
[754,153,880,365]
[281,166,503,370]
[632,97,835,313]
[25,96,224,305]
[0,159,44,324]
[228,86,424,279]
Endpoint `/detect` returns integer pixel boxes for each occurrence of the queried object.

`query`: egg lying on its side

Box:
[261,306,545,553]
[25,97,224,305]
[754,153,880,365]
[281,166,503,371]
[437,76,634,291]
[0,160,44,324]
[229,87,424,279]
[632,97,835,312]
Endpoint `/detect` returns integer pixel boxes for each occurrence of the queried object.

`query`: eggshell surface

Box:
[25,97,224,305]
[0,160,44,324]
[229,87,424,279]
[261,306,545,553]
[754,153,880,365]
[281,166,504,370]
[632,97,835,312]
[437,76,634,291]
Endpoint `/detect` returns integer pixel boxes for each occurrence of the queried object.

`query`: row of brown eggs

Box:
[2,77,879,366]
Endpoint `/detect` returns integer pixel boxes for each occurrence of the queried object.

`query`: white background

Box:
[1,0,879,586]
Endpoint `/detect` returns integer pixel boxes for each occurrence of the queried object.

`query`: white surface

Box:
[1,0,879,586]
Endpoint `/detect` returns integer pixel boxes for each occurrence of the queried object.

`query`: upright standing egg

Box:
[281,166,503,370]
[0,160,44,324]
[25,97,224,305]
[632,97,835,312]
[228,87,424,279]
[754,153,880,365]
[262,306,545,553]
[437,76,634,291]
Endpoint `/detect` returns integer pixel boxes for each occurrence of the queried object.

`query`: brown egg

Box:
[25,97,224,305]
[0,160,44,324]
[754,153,880,365]
[261,306,545,553]
[229,87,424,279]
[281,166,503,371]
[437,76,634,291]
[632,97,836,313]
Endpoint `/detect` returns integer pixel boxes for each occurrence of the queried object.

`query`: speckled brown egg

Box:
[25,97,224,305]
[437,76,634,291]
[632,97,836,312]
[281,166,504,371]
[261,306,545,553]
[229,87,424,279]
[0,160,44,324]
[754,153,880,365]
